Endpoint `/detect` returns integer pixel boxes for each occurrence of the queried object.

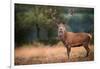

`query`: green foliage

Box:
[15,4,94,46]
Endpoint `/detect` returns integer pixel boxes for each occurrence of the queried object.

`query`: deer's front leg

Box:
[66,45,71,59]
[63,41,71,59]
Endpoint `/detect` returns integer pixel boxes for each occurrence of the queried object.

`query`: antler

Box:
[68,8,75,16]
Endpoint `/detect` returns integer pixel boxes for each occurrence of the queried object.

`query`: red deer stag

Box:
[57,23,92,59]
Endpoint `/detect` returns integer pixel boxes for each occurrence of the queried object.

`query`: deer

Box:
[57,22,92,59]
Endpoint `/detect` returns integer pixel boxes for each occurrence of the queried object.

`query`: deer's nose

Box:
[59,30,63,33]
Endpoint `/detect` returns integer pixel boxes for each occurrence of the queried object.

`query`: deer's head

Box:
[57,23,66,40]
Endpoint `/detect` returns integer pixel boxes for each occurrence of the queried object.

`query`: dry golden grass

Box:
[15,42,94,65]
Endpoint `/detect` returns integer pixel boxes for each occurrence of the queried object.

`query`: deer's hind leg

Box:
[83,43,90,57]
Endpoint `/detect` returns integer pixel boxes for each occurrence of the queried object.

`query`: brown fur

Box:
[62,31,92,59]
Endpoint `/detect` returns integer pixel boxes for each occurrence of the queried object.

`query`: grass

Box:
[15,42,94,65]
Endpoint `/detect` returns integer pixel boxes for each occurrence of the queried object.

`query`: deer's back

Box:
[64,32,90,46]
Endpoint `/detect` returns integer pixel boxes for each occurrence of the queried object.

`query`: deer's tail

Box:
[88,34,92,40]
[88,34,92,45]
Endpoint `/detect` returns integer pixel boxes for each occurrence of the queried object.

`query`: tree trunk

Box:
[36,24,40,40]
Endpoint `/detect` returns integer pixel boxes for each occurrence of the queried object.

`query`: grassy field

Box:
[15,42,94,65]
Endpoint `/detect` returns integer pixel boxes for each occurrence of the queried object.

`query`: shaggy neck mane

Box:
[61,31,68,42]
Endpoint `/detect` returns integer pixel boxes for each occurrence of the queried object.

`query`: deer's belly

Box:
[71,43,83,47]
[67,38,85,47]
